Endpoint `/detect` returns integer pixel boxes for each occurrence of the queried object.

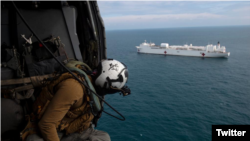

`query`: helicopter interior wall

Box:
[1,9,11,45]
[1,7,77,63]
[1,7,79,79]
[1,8,16,79]
[17,9,76,59]
[1,7,78,140]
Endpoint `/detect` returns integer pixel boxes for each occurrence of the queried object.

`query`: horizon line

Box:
[105,24,250,31]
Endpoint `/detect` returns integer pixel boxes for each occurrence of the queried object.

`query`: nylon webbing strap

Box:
[12,84,33,93]
[1,74,53,86]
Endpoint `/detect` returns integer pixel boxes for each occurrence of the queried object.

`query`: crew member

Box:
[24,59,130,141]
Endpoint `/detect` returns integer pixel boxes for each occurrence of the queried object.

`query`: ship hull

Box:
[136,47,230,58]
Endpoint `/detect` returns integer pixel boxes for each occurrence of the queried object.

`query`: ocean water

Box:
[96,26,250,141]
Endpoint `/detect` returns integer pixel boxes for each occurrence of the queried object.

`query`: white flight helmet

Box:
[95,59,128,89]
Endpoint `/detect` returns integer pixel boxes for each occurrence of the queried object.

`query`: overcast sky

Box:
[97,1,250,30]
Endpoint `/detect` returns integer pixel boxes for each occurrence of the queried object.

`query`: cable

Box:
[11,1,125,121]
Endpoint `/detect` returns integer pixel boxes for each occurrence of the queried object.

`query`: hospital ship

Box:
[136,41,230,57]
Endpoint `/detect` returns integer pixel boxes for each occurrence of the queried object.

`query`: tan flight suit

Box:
[26,74,110,141]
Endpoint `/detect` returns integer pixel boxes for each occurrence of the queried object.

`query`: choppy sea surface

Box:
[96,26,250,141]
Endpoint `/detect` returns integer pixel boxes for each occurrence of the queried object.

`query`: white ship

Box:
[136,41,230,58]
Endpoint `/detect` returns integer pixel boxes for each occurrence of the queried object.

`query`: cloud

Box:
[232,6,250,12]
[98,1,176,17]
[102,13,228,30]
[191,0,232,3]
[97,1,250,30]
[98,1,245,17]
